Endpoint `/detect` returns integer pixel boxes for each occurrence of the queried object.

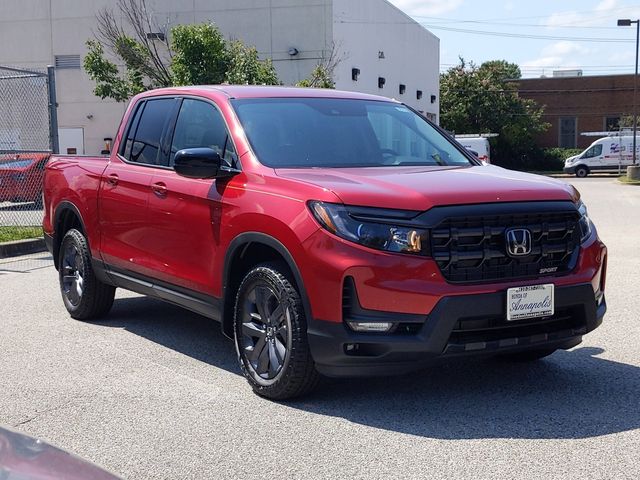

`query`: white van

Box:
[454,135,491,163]
[564,135,639,177]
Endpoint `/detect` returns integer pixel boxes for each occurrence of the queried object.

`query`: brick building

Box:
[515,74,636,149]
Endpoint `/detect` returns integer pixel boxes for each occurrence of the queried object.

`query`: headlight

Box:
[577,200,593,243]
[309,201,429,256]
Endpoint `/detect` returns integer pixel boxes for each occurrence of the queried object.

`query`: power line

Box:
[440,63,635,68]
[417,24,635,43]
[406,5,637,24]
[336,19,635,42]
[445,88,635,93]
[414,17,623,29]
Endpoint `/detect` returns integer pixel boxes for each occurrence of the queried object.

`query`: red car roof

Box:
[140,85,398,102]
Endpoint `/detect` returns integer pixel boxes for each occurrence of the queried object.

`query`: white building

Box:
[0,0,439,154]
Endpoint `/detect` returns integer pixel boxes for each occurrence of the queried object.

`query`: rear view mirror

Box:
[174,148,237,179]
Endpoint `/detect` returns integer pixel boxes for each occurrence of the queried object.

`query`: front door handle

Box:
[106,173,119,186]
[151,182,168,198]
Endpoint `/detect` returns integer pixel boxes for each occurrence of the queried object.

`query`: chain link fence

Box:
[0,65,58,266]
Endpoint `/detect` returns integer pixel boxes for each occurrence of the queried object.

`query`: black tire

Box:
[498,348,557,362]
[234,262,320,400]
[575,166,589,178]
[58,229,115,320]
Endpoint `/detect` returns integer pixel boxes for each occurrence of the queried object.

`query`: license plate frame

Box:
[506,284,554,321]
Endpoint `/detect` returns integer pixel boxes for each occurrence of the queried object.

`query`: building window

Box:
[559,117,577,148]
[605,116,621,131]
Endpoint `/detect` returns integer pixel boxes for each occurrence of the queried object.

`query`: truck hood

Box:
[275,165,579,210]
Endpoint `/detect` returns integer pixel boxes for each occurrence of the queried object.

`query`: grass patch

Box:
[0,226,43,243]
[618,176,640,186]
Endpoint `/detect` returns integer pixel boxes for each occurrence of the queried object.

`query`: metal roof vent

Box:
[55,55,81,69]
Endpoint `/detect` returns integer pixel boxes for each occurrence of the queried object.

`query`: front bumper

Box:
[563,165,576,174]
[307,283,606,377]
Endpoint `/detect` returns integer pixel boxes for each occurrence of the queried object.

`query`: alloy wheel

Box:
[61,242,84,307]
[240,284,290,381]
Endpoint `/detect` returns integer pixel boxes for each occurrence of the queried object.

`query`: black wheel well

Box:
[222,241,294,338]
[53,207,84,269]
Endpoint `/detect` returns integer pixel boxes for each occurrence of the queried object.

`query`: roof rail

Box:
[581,130,636,137]
[453,133,499,138]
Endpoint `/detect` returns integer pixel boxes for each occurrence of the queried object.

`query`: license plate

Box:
[507,284,554,321]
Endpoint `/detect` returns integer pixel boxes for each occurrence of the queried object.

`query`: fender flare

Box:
[221,232,312,337]
[52,201,87,268]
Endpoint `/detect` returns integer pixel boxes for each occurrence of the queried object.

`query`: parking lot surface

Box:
[1,176,639,479]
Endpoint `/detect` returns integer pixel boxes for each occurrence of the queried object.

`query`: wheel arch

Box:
[52,201,87,269]
[221,233,311,339]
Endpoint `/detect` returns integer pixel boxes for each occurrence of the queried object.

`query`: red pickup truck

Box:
[43,86,607,399]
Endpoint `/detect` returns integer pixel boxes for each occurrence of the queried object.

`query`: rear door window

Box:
[123,98,175,166]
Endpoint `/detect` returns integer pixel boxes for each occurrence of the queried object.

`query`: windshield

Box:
[0,159,33,169]
[232,98,474,168]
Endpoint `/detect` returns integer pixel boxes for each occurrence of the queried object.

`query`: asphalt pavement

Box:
[1,176,639,479]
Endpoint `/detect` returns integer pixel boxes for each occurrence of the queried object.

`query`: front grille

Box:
[444,307,587,354]
[448,307,583,345]
[430,209,581,283]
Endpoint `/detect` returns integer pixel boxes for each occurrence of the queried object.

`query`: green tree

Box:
[171,23,228,86]
[296,43,341,89]
[84,40,146,102]
[225,40,280,85]
[440,58,549,169]
[83,0,280,102]
[297,64,335,89]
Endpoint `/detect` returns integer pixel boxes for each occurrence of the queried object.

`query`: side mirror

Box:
[173,147,237,179]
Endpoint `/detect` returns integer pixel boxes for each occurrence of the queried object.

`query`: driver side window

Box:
[170,99,237,167]
[583,144,603,158]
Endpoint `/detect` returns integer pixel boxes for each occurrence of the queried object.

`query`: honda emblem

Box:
[505,228,532,256]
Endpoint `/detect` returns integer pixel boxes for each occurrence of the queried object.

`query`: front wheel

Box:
[575,166,589,178]
[234,262,320,400]
[58,229,115,320]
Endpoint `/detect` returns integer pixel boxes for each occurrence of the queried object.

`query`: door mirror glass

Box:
[174,148,223,179]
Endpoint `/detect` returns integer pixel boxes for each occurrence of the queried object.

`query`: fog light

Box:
[347,322,393,333]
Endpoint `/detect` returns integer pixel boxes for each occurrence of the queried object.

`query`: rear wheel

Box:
[575,166,589,178]
[58,229,115,320]
[234,262,320,400]
[498,348,557,362]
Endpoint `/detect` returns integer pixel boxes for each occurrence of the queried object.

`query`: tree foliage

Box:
[225,40,279,85]
[83,0,280,102]
[296,42,342,89]
[84,40,143,102]
[171,23,227,86]
[440,58,549,169]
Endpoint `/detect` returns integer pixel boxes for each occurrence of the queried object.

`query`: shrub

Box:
[537,148,583,172]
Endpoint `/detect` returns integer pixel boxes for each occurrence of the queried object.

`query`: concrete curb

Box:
[0,237,47,259]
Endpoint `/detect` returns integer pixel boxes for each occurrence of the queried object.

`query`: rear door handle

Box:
[106,173,118,186]
[151,182,168,197]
